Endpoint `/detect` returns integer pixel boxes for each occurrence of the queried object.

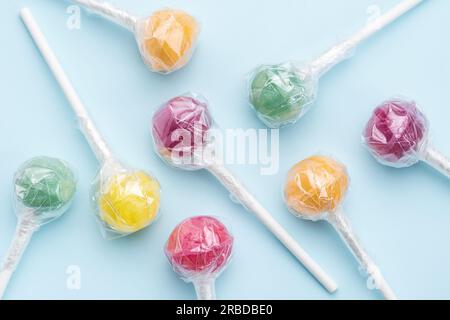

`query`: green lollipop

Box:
[14,157,76,216]
[0,156,76,299]
[248,0,425,128]
[249,62,316,128]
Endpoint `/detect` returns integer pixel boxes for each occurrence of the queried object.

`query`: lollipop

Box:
[248,0,424,128]
[152,93,337,293]
[21,8,161,238]
[165,216,233,300]
[363,98,450,178]
[0,157,76,298]
[69,0,199,73]
[284,155,396,300]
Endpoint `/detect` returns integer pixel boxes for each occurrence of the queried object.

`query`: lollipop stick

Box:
[328,208,397,300]
[193,278,216,300]
[207,163,338,293]
[309,0,424,77]
[70,0,137,31]
[21,8,114,164]
[421,144,450,179]
[0,216,37,299]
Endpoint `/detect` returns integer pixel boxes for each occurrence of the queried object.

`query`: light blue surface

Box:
[0,0,449,300]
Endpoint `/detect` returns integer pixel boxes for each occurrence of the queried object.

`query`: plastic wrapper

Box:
[0,156,77,298]
[165,216,233,300]
[14,156,77,225]
[135,9,199,74]
[71,0,199,74]
[151,93,338,293]
[91,161,161,239]
[363,99,428,168]
[152,93,213,170]
[284,155,349,221]
[283,155,396,300]
[247,0,424,128]
[248,62,318,128]
[363,98,450,178]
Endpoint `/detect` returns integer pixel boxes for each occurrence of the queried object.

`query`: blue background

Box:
[0,0,448,300]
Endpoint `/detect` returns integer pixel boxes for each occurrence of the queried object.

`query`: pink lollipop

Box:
[363,99,450,178]
[152,95,212,167]
[152,93,338,294]
[165,216,233,300]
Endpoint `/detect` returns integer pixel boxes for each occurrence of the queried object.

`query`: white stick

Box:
[328,208,397,300]
[21,8,114,164]
[193,278,216,300]
[70,0,137,31]
[309,0,424,77]
[207,163,338,293]
[421,144,450,179]
[0,217,37,299]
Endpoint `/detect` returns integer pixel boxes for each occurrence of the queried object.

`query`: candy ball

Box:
[165,216,233,280]
[97,171,161,234]
[14,156,76,214]
[363,99,428,168]
[136,9,199,74]
[284,156,349,218]
[249,62,316,128]
[152,95,212,158]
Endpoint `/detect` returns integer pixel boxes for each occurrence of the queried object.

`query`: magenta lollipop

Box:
[152,95,212,169]
[363,99,450,177]
[165,216,233,300]
[152,93,338,293]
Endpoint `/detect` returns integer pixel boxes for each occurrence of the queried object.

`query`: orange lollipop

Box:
[136,9,198,73]
[70,1,199,74]
[284,156,348,219]
[284,155,396,300]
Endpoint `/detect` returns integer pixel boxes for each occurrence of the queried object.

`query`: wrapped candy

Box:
[363,98,450,177]
[0,157,77,298]
[69,0,199,74]
[248,0,424,128]
[165,216,233,300]
[152,93,338,293]
[284,155,397,300]
[152,95,212,170]
[21,8,161,238]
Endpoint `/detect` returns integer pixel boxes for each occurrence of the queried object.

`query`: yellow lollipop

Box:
[284,155,397,300]
[97,170,161,234]
[284,155,348,218]
[21,8,162,239]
